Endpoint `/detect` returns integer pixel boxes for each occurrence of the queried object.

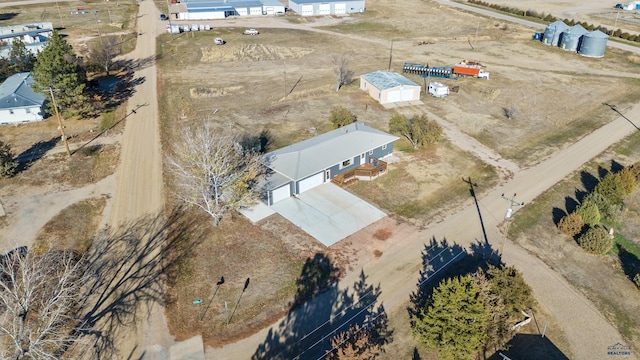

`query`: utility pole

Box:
[500,193,524,254]
[49,86,71,156]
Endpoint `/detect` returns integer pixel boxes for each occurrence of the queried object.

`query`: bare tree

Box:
[0,249,84,359]
[333,55,354,91]
[88,35,121,75]
[167,125,266,226]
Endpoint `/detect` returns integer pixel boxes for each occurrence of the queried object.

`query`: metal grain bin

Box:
[543,20,569,46]
[578,30,608,58]
[559,24,587,51]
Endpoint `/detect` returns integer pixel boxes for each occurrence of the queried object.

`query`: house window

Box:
[382,144,387,150]
[361,153,365,160]
[25,108,31,114]
[340,158,352,169]
[9,110,14,115]
[369,149,373,155]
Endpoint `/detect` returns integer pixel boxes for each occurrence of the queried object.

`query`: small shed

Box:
[288,0,364,16]
[428,82,449,98]
[360,71,421,105]
[0,72,45,125]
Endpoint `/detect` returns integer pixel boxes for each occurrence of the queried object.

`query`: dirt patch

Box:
[190,86,243,98]
[200,44,314,62]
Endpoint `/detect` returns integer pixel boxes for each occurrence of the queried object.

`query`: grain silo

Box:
[559,24,587,52]
[542,20,569,46]
[578,30,608,58]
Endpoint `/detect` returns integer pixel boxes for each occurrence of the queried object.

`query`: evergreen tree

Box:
[9,38,36,73]
[0,139,18,178]
[31,30,88,117]
[413,275,489,360]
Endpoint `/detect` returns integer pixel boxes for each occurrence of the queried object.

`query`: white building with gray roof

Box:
[263,122,398,205]
[360,71,421,105]
[288,0,364,16]
[0,72,46,125]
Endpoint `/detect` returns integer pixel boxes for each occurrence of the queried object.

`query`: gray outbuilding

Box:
[288,0,365,16]
[542,20,569,46]
[558,24,587,52]
[360,71,421,105]
[578,30,609,58]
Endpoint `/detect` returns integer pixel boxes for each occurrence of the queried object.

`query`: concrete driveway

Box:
[271,183,387,246]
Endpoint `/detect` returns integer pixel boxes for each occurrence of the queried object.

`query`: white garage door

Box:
[401,89,414,101]
[334,3,346,14]
[301,4,314,16]
[236,8,248,16]
[387,90,401,103]
[271,184,290,204]
[250,7,263,15]
[298,173,324,193]
[319,3,330,14]
[265,6,274,14]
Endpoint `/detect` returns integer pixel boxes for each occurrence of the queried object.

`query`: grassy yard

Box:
[507,133,640,348]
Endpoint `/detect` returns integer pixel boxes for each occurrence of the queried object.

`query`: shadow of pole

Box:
[463,176,489,245]
[201,276,225,321]
[603,102,640,131]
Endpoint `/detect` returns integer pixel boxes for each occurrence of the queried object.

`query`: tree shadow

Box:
[91,70,146,111]
[252,254,391,360]
[487,333,568,360]
[408,237,502,321]
[597,165,610,180]
[618,246,640,284]
[0,13,17,21]
[58,207,203,359]
[611,159,625,174]
[580,170,599,195]
[14,136,60,173]
[552,207,566,226]
[239,129,276,154]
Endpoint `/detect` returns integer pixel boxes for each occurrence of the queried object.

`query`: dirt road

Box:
[106,1,171,359]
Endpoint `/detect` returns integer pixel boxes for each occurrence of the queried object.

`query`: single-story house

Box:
[0,72,46,125]
[360,71,421,105]
[0,22,52,59]
[288,0,365,16]
[263,122,398,205]
[170,0,285,19]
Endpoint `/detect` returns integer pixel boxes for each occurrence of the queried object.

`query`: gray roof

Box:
[360,71,419,91]
[291,0,362,3]
[584,29,609,38]
[547,20,569,30]
[266,122,399,181]
[0,72,45,110]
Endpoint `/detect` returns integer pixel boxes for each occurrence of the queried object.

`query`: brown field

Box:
[2,0,640,356]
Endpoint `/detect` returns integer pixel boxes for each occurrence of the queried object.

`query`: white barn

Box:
[288,0,365,16]
[0,72,46,125]
[171,0,285,20]
[360,71,421,105]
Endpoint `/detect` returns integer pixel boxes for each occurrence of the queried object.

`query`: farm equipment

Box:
[403,62,457,79]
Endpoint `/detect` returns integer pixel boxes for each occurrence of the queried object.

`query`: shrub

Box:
[618,167,636,195]
[328,105,357,129]
[576,199,601,227]
[583,192,620,223]
[558,212,584,237]
[594,172,626,206]
[578,227,613,255]
[0,140,17,178]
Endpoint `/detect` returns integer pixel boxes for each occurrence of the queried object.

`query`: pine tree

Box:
[413,275,489,360]
[31,30,88,117]
[9,38,36,73]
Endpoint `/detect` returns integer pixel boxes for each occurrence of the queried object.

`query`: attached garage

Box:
[319,3,331,14]
[271,184,291,204]
[298,173,325,193]
[334,3,346,13]
[360,71,421,105]
[301,4,314,15]
[250,6,263,15]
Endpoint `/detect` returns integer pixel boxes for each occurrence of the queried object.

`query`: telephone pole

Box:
[49,86,71,156]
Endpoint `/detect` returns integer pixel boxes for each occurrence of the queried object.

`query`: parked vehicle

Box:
[428,82,450,98]
[160,13,167,20]
[214,37,225,45]
[243,28,259,35]
[402,62,457,79]
[453,64,490,79]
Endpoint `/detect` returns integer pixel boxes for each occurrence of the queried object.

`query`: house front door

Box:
[325,169,331,182]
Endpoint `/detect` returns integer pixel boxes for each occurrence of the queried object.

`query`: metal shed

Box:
[542,20,569,46]
[360,71,421,105]
[558,24,587,52]
[578,30,608,58]
[288,0,365,16]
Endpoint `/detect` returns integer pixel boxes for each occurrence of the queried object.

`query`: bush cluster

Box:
[467,0,640,43]
[578,227,613,255]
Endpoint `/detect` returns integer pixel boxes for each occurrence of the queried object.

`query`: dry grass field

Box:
[2,0,640,356]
